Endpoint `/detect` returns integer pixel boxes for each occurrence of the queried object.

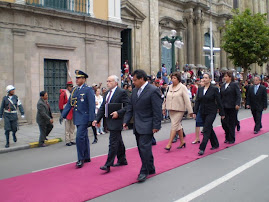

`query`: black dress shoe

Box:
[5,143,9,148]
[254,131,258,134]
[66,143,72,146]
[137,174,148,182]
[92,139,98,144]
[210,146,219,150]
[38,143,47,147]
[84,158,91,163]
[237,124,240,131]
[71,142,76,145]
[228,141,235,144]
[198,150,204,155]
[76,160,84,168]
[100,166,110,172]
[224,140,228,143]
[149,170,156,175]
[13,135,17,142]
[112,162,128,167]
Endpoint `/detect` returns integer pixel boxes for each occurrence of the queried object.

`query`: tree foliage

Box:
[222,9,269,77]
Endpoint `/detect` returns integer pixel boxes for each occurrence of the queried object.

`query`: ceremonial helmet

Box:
[6,85,15,93]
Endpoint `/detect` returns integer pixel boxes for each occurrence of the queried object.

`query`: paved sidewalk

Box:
[0,120,78,154]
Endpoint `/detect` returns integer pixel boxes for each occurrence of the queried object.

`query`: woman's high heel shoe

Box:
[192,140,200,144]
[177,143,186,149]
[164,146,172,151]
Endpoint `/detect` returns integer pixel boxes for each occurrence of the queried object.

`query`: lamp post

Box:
[161,30,184,73]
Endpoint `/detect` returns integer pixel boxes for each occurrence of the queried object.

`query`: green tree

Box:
[222,9,269,80]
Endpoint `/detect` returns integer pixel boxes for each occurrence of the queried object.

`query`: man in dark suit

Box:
[246,76,267,134]
[93,75,129,172]
[220,71,241,144]
[62,70,95,168]
[36,91,53,147]
[123,69,163,182]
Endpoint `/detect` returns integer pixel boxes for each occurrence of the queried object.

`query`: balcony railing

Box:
[26,0,90,15]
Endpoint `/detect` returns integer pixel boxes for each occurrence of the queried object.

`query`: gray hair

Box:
[110,75,119,83]
[203,72,212,79]
[254,76,261,81]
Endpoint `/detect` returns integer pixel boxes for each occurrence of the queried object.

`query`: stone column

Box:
[194,9,202,68]
[149,0,159,75]
[186,8,195,66]
[178,30,184,70]
[219,22,227,70]
[12,29,28,121]
[200,18,205,67]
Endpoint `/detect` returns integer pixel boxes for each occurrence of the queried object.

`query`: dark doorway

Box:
[121,29,132,74]
[44,59,67,113]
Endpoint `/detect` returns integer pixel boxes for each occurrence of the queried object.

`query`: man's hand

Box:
[246,105,250,109]
[162,109,166,116]
[111,111,119,119]
[21,115,25,119]
[152,129,159,133]
[235,105,240,110]
[221,116,225,120]
[50,119,53,124]
[193,114,196,119]
[189,113,194,118]
[88,121,93,127]
[123,123,128,130]
[92,120,97,127]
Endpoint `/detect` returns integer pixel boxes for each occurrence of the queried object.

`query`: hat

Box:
[92,83,98,87]
[75,70,88,78]
[66,81,73,85]
[6,85,15,93]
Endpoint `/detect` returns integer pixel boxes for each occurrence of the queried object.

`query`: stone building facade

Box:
[121,0,269,75]
[0,0,126,123]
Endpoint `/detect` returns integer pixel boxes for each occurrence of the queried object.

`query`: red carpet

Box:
[1,113,269,202]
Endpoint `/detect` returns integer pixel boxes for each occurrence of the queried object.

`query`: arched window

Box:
[233,0,238,9]
[204,33,214,69]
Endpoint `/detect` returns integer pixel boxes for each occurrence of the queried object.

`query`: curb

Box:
[0,138,62,154]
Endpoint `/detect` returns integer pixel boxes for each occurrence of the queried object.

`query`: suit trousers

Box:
[221,108,237,143]
[38,123,53,145]
[251,109,263,132]
[135,132,155,175]
[76,124,90,160]
[105,130,127,166]
[199,113,219,151]
[65,119,75,143]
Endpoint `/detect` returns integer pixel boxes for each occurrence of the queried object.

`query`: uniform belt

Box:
[4,110,17,113]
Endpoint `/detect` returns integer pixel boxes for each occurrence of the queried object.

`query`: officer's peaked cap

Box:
[75,70,88,78]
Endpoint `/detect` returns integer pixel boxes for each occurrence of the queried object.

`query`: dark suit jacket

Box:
[194,85,224,116]
[36,98,53,125]
[246,84,267,111]
[96,87,129,131]
[220,82,241,108]
[124,83,163,134]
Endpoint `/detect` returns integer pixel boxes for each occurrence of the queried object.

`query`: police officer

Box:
[0,85,25,148]
[62,70,95,168]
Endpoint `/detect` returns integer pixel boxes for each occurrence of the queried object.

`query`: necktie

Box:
[106,90,112,103]
[137,88,142,97]
[255,85,258,94]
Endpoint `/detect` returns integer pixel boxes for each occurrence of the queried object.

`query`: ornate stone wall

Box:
[0,2,126,123]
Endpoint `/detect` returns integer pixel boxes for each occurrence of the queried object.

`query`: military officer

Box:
[62,70,95,168]
[0,85,25,148]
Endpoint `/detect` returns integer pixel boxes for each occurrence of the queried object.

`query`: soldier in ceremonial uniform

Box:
[62,70,95,168]
[0,85,25,148]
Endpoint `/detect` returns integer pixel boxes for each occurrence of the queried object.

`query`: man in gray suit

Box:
[36,91,53,147]
[123,69,163,182]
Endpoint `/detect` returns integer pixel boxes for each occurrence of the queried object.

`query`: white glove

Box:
[21,115,25,119]
[0,118,2,121]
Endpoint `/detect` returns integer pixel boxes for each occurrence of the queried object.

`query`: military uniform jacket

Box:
[62,84,95,126]
[0,95,24,121]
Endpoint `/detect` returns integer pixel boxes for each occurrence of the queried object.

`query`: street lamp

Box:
[161,30,184,73]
